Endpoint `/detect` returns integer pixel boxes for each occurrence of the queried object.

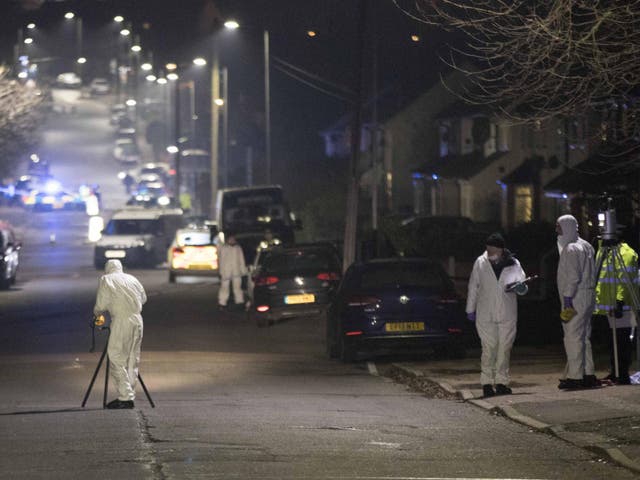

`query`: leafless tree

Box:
[0,67,44,178]
[394,0,640,153]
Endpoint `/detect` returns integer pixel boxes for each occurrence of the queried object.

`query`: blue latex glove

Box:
[466,312,476,322]
[563,297,573,309]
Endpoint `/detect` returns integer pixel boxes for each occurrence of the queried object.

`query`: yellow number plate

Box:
[285,294,315,304]
[188,264,214,270]
[385,322,425,332]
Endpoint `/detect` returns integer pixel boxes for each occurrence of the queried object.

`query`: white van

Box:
[94,207,183,269]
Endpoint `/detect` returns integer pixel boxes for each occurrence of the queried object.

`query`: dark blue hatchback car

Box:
[326,258,468,362]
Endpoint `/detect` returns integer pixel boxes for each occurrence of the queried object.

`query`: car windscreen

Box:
[121,143,138,154]
[262,250,340,274]
[105,219,161,235]
[357,263,450,289]
[223,204,287,230]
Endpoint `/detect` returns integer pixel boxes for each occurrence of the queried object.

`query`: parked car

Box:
[113,139,141,165]
[89,78,110,95]
[0,221,21,289]
[248,243,342,327]
[167,227,218,282]
[56,72,81,88]
[326,258,468,362]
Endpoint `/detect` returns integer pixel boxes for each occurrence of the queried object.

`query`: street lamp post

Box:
[221,66,229,188]
[264,30,271,184]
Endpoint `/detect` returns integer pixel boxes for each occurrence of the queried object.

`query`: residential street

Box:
[0,93,639,479]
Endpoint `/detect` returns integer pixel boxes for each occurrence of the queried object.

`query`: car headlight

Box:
[132,240,145,247]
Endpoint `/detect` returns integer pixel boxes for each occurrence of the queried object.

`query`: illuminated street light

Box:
[224,20,240,30]
[131,45,142,53]
[165,63,177,71]
[157,77,167,85]
[125,99,137,107]
[410,34,420,42]
[167,73,179,81]
[145,74,157,82]
[24,38,33,44]
[120,28,130,36]
[65,12,75,20]
[18,72,28,79]
[77,57,87,64]
[214,98,224,106]
[307,30,317,37]
[27,23,36,30]
[114,15,124,23]
[167,146,179,154]
[141,62,153,71]
[193,57,207,67]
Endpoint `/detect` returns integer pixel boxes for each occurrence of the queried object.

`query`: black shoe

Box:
[558,378,584,390]
[106,399,134,409]
[218,304,227,311]
[495,384,512,395]
[482,384,495,397]
[583,374,600,388]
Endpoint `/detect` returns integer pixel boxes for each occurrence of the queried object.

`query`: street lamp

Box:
[114,16,124,23]
[192,57,207,67]
[224,20,271,184]
[64,12,75,20]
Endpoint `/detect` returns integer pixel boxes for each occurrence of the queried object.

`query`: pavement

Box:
[392,344,640,475]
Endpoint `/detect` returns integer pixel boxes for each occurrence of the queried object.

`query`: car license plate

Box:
[285,293,315,304]
[105,250,126,259]
[385,322,425,332]
[188,264,214,270]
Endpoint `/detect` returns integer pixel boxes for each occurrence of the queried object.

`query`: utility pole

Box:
[342,0,369,271]
[222,67,229,188]
[174,80,182,204]
[210,45,220,217]
[264,30,271,184]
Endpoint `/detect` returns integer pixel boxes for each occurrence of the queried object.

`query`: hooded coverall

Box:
[556,215,596,381]
[218,242,247,306]
[94,260,147,401]
[466,251,526,386]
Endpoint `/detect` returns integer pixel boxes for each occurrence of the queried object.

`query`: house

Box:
[320,70,601,230]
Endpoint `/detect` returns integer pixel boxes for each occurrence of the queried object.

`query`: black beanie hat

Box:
[485,232,505,248]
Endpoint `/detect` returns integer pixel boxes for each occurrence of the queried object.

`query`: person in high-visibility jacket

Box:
[594,239,639,385]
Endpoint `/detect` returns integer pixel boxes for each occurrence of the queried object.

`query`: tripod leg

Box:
[103,356,110,409]
[81,343,108,408]
[137,373,155,408]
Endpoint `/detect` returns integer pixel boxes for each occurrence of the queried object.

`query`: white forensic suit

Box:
[556,215,596,381]
[218,242,247,306]
[467,251,526,386]
[94,260,147,401]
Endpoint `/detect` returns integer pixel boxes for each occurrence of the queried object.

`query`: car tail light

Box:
[172,247,184,255]
[448,328,462,334]
[256,305,270,312]
[255,275,279,286]
[317,272,341,281]
[345,330,363,336]
[347,295,380,307]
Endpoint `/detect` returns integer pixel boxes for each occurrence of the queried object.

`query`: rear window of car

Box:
[357,263,450,289]
[178,231,212,246]
[105,219,161,235]
[262,249,340,273]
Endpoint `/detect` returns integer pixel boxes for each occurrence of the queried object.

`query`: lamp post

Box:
[224,20,271,184]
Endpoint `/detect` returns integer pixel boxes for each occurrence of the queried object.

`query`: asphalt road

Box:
[0,94,638,479]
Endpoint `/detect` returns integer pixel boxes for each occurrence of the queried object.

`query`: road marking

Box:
[367,361,379,376]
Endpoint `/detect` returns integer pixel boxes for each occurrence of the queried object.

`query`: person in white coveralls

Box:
[466,233,527,398]
[93,259,147,409]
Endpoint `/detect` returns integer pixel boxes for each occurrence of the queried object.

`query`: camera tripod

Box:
[81,325,155,408]
[594,242,640,380]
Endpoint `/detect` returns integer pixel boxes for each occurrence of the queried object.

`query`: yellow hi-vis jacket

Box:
[594,242,639,316]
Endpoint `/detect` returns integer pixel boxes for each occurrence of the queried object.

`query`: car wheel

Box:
[169,272,176,283]
[339,335,356,363]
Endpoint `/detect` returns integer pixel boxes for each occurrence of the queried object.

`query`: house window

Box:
[514,185,533,224]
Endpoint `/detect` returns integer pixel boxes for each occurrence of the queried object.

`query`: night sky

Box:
[3,0,451,199]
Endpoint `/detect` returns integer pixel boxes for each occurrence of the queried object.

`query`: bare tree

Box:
[394,0,640,153]
[0,67,44,178]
